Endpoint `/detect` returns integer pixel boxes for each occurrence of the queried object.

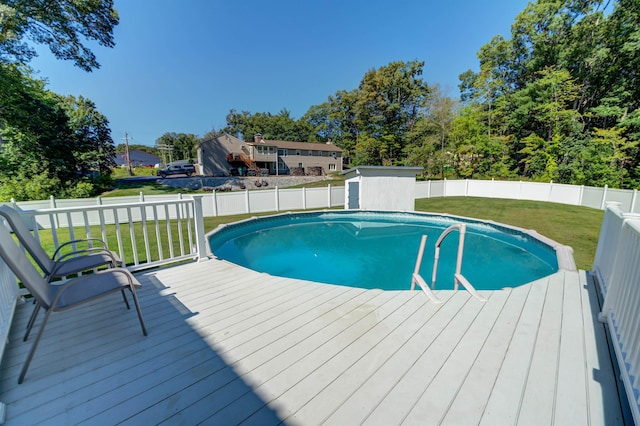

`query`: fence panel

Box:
[519,182,554,201]
[592,203,629,296]
[580,186,605,209]
[415,181,431,198]
[305,188,329,209]
[330,186,345,207]
[605,188,634,212]
[215,191,248,216]
[248,190,278,213]
[548,183,582,205]
[445,180,467,196]
[279,188,304,210]
[599,217,640,424]
[0,232,18,364]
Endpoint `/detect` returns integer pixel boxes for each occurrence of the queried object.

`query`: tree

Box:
[355,60,430,164]
[0,0,119,71]
[155,132,199,164]
[222,109,313,142]
[58,95,116,175]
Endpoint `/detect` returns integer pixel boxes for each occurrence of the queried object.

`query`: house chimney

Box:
[326,138,332,145]
[254,133,262,143]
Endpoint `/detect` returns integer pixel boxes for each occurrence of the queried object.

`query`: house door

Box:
[348,181,360,209]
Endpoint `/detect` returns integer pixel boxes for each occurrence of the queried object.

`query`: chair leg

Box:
[129,287,147,336]
[24,302,41,341]
[19,308,52,384]
[120,289,130,309]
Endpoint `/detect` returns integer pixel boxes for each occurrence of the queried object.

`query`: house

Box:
[197,134,344,176]
[112,150,161,167]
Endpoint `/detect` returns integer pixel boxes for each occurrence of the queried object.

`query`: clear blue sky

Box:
[30,0,529,146]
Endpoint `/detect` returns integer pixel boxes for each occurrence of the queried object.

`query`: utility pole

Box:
[124,132,133,176]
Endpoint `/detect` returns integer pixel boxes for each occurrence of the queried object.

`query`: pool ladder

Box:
[411,223,487,303]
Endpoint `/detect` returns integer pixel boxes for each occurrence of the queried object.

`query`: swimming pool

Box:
[207,211,571,291]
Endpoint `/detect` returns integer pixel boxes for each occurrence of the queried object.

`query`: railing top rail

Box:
[17,198,196,216]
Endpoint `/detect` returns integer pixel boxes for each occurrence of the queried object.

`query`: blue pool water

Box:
[208,211,559,291]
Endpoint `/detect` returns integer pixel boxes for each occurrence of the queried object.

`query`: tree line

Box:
[209,0,640,189]
[1,0,639,201]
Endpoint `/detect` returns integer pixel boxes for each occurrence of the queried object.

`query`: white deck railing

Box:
[595,204,640,424]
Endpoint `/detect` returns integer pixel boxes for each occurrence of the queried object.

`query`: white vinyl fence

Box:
[416,179,640,212]
[593,203,640,424]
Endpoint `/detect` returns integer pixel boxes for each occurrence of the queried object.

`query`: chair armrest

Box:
[52,238,109,260]
[48,248,121,279]
[50,268,138,310]
[55,247,120,263]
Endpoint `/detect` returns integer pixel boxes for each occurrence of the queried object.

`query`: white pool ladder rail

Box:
[412,223,487,302]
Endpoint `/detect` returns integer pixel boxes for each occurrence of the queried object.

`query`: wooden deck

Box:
[0,259,626,425]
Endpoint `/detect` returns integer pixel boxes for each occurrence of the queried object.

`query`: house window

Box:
[308,150,313,156]
[329,164,336,171]
[296,150,301,156]
[298,163,303,168]
[317,151,323,156]
[278,149,288,157]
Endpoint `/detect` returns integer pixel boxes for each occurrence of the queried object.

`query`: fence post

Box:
[302,187,307,210]
[245,190,250,213]
[49,195,56,209]
[465,179,469,197]
[327,184,332,208]
[190,195,209,262]
[275,186,280,212]
[632,190,638,213]
[548,180,553,202]
[601,184,609,210]
[212,191,218,216]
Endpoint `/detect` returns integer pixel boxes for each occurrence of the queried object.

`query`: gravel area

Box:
[157,175,329,191]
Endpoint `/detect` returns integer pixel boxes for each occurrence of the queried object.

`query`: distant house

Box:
[197,134,344,176]
[112,150,161,167]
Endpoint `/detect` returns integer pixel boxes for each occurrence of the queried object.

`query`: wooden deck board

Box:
[0,259,625,425]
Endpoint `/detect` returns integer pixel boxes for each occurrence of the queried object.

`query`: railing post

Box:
[191,195,209,262]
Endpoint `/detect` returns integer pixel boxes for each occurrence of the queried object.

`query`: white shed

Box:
[341,166,423,211]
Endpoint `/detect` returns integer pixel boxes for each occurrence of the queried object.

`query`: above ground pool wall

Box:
[342,166,423,211]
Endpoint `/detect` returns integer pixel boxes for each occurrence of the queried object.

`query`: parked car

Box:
[156,164,195,178]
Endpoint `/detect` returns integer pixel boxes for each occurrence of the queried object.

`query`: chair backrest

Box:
[0,221,53,309]
[0,206,54,274]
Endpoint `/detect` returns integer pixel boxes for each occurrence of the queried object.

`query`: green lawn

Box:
[415,197,603,270]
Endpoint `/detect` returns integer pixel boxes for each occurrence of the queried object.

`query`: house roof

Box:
[112,150,161,166]
[252,139,343,152]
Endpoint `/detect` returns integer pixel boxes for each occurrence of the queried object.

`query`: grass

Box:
[415,197,603,270]
[102,181,201,197]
